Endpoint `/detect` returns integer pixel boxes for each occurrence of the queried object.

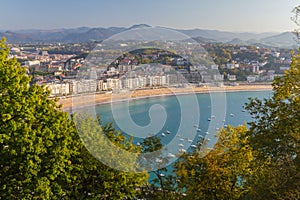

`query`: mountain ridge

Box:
[0,24,297,48]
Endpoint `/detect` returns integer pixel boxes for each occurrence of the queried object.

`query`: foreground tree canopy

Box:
[0,38,148,199]
[0,37,78,199]
[244,50,300,199]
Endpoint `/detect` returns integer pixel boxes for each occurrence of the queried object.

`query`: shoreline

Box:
[59,84,273,111]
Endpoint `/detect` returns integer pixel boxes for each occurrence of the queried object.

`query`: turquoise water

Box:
[93,90,272,180]
[96,90,272,139]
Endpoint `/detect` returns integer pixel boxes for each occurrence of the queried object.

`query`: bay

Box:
[95,90,272,139]
[91,90,272,180]
[87,90,272,178]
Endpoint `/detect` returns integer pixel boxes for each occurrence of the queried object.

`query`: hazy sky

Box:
[0,0,298,32]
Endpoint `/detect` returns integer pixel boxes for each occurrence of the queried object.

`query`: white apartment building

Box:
[25,60,40,67]
[106,78,122,90]
[122,78,139,90]
[213,74,224,81]
[46,82,70,96]
[227,74,237,81]
[247,75,258,83]
[71,80,98,94]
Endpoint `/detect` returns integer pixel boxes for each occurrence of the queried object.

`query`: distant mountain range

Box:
[1,24,298,48]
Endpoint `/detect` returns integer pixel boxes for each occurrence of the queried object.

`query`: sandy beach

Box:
[58,84,273,110]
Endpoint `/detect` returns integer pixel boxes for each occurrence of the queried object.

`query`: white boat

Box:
[230,113,235,117]
[191,144,197,148]
[162,133,166,137]
[167,153,176,158]
[178,143,184,147]
[166,130,171,134]
[187,139,193,143]
[179,149,186,153]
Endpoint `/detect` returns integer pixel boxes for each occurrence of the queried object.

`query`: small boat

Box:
[159,173,165,177]
[179,138,184,141]
[197,128,201,132]
[155,158,163,163]
[162,133,166,137]
[178,143,184,147]
[191,145,197,148]
[205,131,209,134]
[187,139,193,143]
[179,149,186,153]
[207,118,211,121]
[167,153,176,158]
[230,113,235,117]
[166,130,171,134]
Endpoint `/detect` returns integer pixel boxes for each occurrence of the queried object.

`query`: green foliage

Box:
[292,5,300,42]
[67,114,148,199]
[0,37,148,199]
[170,49,300,199]
[0,37,78,199]
[137,136,183,199]
[245,50,300,199]
[174,125,256,200]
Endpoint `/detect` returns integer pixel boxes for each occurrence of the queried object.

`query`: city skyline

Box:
[1,0,298,33]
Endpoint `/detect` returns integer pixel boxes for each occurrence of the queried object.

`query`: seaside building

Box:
[106,78,122,90]
[213,74,224,81]
[71,80,98,94]
[46,82,70,96]
[98,80,108,91]
[247,75,258,83]
[227,74,237,81]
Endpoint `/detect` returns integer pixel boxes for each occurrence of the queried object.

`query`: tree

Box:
[68,114,148,199]
[0,38,148,199]
[174,125,257,200]
[245,50,300,199]
[292,5,300,42]
[137,136,178,199]
[0,37,78,199]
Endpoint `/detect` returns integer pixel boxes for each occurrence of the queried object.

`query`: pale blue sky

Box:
[0,0,298,32]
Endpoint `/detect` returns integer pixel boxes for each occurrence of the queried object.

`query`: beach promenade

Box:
[58,84,273,110]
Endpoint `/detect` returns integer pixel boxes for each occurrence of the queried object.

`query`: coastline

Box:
[59,84,273,110]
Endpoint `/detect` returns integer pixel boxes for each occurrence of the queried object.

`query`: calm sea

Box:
[92,90,272,178]
[95,90,272,138]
